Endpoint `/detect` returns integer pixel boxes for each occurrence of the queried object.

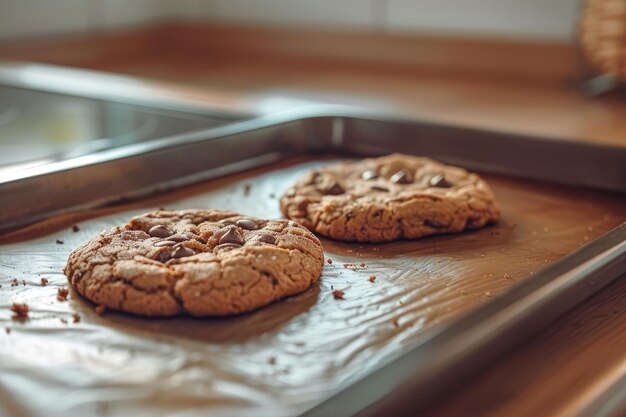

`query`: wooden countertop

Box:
[1,22,626,417]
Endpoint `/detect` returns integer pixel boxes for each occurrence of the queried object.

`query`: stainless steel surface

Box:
[303,224,626,417]
[1,63,626,417]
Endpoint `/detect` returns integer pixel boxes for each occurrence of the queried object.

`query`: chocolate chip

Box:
[236,219,259,230]
[371,185,389,192]
[157,251,172,263]
[430,173,453,188]
[168,234,189,242]
[172,246,195,258]
[424,219,446,229]
[154,240,176,247]
[326,182,344,195]
[391,169,413,184]
[215,243,242,252]
[361,170,379,180]
[148,225,173,238]
[256,234,276,244]
[219,226,244,245]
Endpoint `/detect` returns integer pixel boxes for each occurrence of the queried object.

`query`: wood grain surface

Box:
[2,23,626,148]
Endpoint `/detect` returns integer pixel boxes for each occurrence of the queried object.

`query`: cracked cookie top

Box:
[64,210,324,317]
[280,154,500,242]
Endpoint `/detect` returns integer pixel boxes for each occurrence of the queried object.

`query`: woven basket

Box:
[580,0,626,78]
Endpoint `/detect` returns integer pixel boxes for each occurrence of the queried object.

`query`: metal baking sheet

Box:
[1,157,624,417]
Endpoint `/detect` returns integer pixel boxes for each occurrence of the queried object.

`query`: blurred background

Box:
[0,0,625,175]
[0,0,578,40]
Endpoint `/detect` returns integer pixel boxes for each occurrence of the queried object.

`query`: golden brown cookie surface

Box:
[64,210,324,317]
[280,154,500,242]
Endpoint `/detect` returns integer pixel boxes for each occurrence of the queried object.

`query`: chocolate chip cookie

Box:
[280,154,500,242]
[64,210,324,317]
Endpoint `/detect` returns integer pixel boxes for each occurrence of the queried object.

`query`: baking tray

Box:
[1,68,626,417]
[1,158,625,417]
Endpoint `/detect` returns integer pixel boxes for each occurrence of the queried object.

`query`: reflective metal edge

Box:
[300,224,626,417]
[0,61,254,119]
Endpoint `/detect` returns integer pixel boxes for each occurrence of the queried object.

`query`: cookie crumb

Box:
[22,279,26,286]
[5,327,10,334]
[56,239,64,244]
[95,305,106,315]
[268,356,276,365]
[41,278,49,286]
[327,258,333,264]
[57,288,69,302]
[11,303,29,320]
[368,276,376,283]
[485,291,492,297]
[332,290,345,300]
[60,318,68,324]
[243,183,252,196]
[72,224,80,232]
[10,278,18,287]
[359,262,366,267]
[73,313,81,323]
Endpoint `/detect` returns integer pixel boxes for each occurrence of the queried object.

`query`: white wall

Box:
[0,0,582,41]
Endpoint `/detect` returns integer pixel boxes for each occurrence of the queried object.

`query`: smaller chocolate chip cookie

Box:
[64,210,324,317]
[280,154,500,242]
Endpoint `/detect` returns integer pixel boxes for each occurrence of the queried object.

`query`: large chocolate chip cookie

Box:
[280,154,500,242]
[64,210,324,317]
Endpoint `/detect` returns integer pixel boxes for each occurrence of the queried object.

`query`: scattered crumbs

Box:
[56,239,64,244]
[243,183,252,196]
[95,305,106,315]
[368,275,376,283]
[57,288,69,302]
[327,258,333,265]
[485,291,492,297]
[372,247,380,251]
[60,318,68,324]
[347,249,353,253]
[22,279,26,286]
[490,231,500,236]
[10,278,18,287]
[359,262,366,267]
[72,224,80,232]
[544,259,549,263]
[392,318,399,328]
[332,290,345,300]
[11,303,29,320]
[41,278,49,286]
[268,356,276,365]
[5,327,10,334]
[503,273,510,279]
[73,313,81,323]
